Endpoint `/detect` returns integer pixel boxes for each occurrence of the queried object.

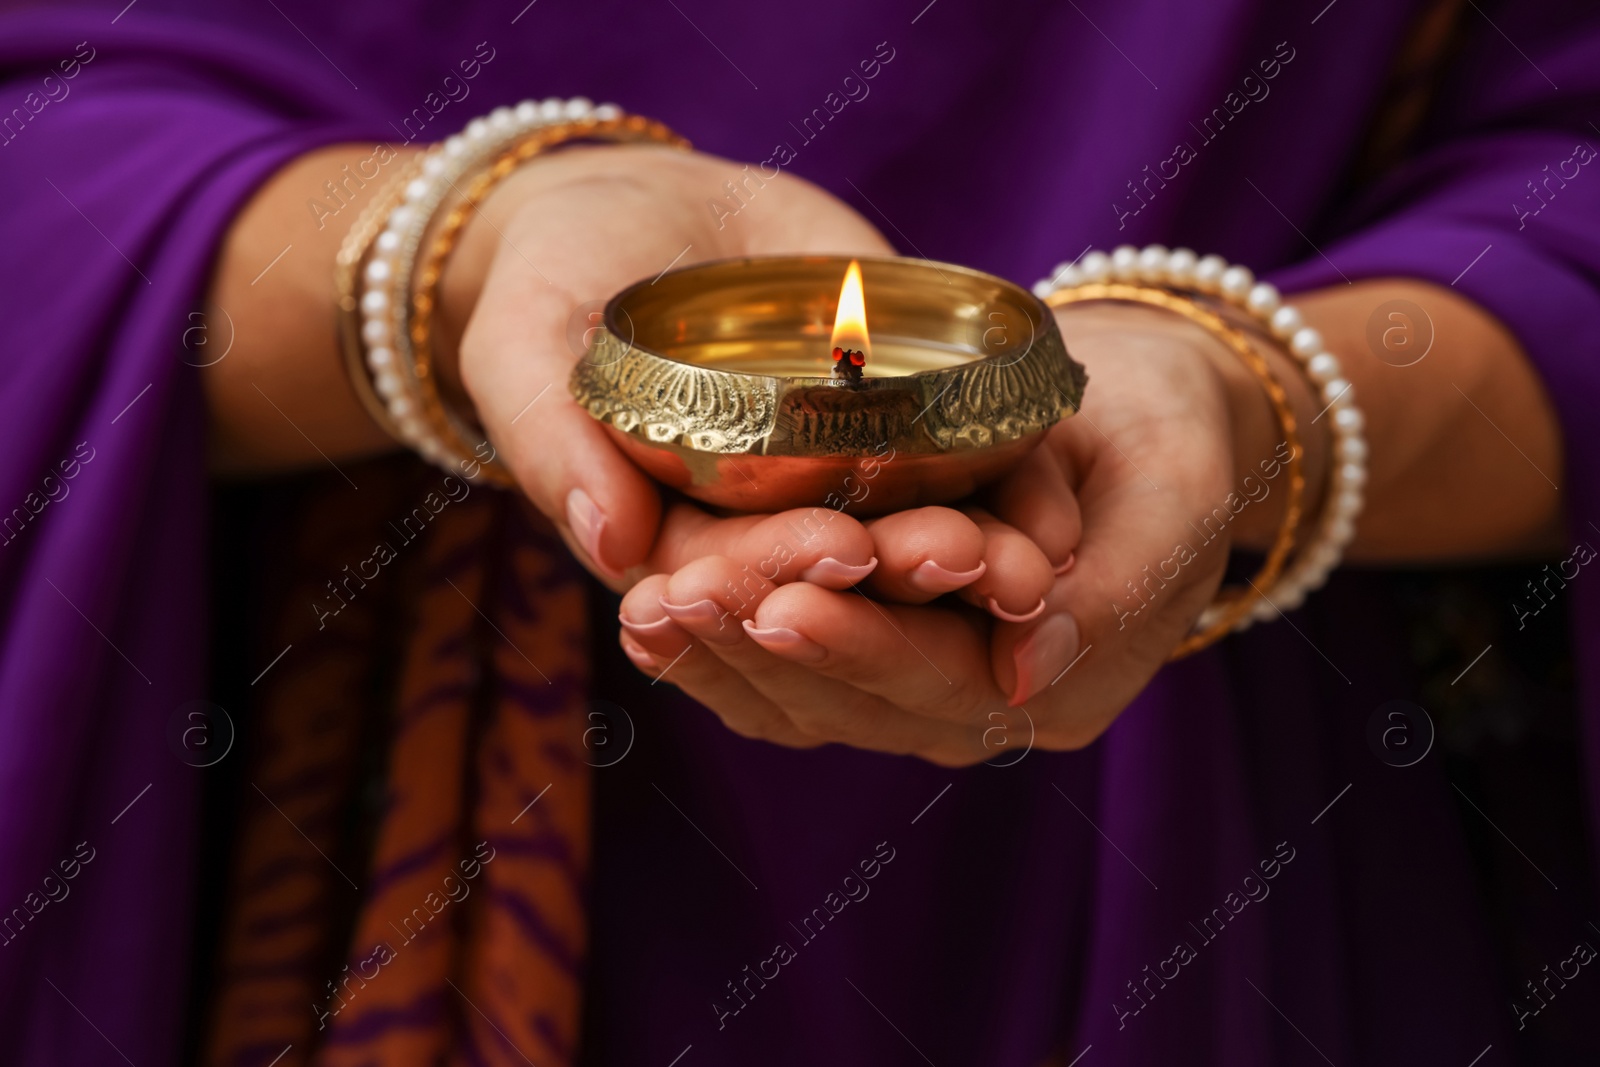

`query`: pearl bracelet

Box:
[341,97,643,481]
[1034,245,1367,633]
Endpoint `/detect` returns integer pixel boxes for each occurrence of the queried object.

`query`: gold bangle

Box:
[409,114,691,485]
[1044,283,1306,658]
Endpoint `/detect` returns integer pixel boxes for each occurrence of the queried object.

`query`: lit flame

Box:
[829,260,872,364]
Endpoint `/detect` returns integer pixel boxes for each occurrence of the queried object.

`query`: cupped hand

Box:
[442,143,895,585]
[616,303,1307,764]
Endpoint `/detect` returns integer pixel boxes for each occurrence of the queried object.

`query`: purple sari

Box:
[2,0,1599,1062]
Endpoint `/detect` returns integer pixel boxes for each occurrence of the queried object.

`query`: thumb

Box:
[465,284,662,575]
[992,453,1226,714]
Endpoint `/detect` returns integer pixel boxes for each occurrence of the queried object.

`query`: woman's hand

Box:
[616,303,1305,763]
[443,143,897,584]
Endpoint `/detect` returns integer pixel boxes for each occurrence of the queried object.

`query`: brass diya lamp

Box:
[568,255,1087,515]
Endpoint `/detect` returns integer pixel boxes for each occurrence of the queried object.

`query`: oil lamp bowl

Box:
[568,255,1088,515]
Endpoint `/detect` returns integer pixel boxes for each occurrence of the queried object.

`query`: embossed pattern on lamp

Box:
[568,255,1089,514]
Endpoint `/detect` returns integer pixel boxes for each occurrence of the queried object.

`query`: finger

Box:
[954,508,1055,622]
[987,443,1082,573]
[618,575,817,746]
[861,506,987,604]
[743,583,1006,727]
[623,631,822,749]
[618,573,696,658]
[660,557,985,760]
[987,599,1084,712]
[993,425,1226,715]
[659,555,769,644]
[643,503,878,589]
[465,279,662,579]
[728,629,988,764]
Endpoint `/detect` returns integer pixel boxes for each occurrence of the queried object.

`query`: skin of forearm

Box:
[1293,279,1563,562]
[1055,279,1563,564]
[203,143,424,475]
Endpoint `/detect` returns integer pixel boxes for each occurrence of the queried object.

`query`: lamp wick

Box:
[832,346,866,383]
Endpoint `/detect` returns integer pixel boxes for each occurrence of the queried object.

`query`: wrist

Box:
[1206,317,1327,551]
[429,162,508,411]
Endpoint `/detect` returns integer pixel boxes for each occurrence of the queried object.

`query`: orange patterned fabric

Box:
[204,461,591,1067]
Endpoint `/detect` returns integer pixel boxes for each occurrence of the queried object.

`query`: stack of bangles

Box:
[335,101,1365,659]
[334,97,689,488]
[1033,246,1366,657]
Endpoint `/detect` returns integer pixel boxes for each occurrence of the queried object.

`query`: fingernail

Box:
[618,612,676,636]
[566,487,614,572]
[987,596,1047,623]
[1053,552,1076,577]
[659,597,739,642]
[742,620,827,662]
[908,559,987,594]
[1010,612,1080,707]
[801,556,879,588]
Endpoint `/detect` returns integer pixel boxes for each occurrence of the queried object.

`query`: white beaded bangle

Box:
[354,97,622,477]
[1034,245,1367,633]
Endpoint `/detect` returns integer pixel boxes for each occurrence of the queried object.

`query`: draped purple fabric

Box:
[1,0,1597,1063]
